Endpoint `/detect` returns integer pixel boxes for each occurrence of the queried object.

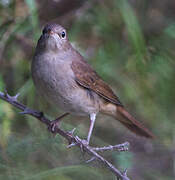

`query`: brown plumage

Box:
[116,107,154,138]
[71,56,154,139]
[32,23,154,144]
[71,58,123,106]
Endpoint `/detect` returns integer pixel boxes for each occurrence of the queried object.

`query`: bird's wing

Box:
[71,58,123,106]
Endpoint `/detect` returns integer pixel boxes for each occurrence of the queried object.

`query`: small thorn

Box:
[11,93,20,101]
[125,142,130,146]
[14,93,20,99]
[86,157,96,163]
[119,146,128,152]
[68,128,76,135]
[67,142,77,148]
[121,142,129,151]
[123,168,127,176]
[19,108,34,115]
[4,91,20,102]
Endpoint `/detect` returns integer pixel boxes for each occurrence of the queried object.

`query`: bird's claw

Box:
[81,139,89,145]
[75,136,90,152]
[48,119,60,133]
[76,136,89,145]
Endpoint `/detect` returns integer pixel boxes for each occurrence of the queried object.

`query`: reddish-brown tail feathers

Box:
[117,106,154,138]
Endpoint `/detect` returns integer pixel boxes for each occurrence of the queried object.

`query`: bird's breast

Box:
[32,53,100,116]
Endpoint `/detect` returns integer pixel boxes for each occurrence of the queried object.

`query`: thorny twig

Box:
[92,142,129,152]
[0,91,130,180]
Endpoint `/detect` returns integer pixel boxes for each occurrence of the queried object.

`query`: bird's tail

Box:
[101,104,154,138]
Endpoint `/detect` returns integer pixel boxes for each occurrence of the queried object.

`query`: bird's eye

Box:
[61,31,66,38]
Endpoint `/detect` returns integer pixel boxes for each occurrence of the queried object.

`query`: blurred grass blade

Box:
[164,23,175,38]
[25,0,39,39]
[118,0,146,59]
[23,165,102,180]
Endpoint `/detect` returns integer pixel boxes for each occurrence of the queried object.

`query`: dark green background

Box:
[0,0,174,179]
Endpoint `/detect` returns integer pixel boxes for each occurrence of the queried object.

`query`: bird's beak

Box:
[48,30,54,35]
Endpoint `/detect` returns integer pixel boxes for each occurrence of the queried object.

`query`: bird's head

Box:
[37,23,69,52]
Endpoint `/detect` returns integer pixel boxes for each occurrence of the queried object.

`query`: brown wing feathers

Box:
[71,58,123,106]
[117,106,155,138]
[71,57,154,139]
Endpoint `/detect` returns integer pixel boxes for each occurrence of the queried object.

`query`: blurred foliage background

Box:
[0,0,175,179]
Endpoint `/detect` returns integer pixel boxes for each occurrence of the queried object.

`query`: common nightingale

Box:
[32,23,154,144]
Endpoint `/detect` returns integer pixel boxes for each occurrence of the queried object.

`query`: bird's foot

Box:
[79,137,90,152]
[48,118,60,133]
[75,136,90,152]
[67,136,89,152]
[48,113,69,134]
[80,139,89,146]
[75,136,89,145]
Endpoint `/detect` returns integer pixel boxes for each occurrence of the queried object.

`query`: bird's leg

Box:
[87,113,96,144]
[67,113,96,149]
[48,112,69,132]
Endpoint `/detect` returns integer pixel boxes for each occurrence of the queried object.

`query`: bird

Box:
[31,23,154,144]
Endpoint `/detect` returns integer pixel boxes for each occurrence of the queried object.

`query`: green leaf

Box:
[118,0,146,60]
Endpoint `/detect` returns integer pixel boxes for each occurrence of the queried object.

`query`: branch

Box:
[92,142,129,152]
[0,91,130,180]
